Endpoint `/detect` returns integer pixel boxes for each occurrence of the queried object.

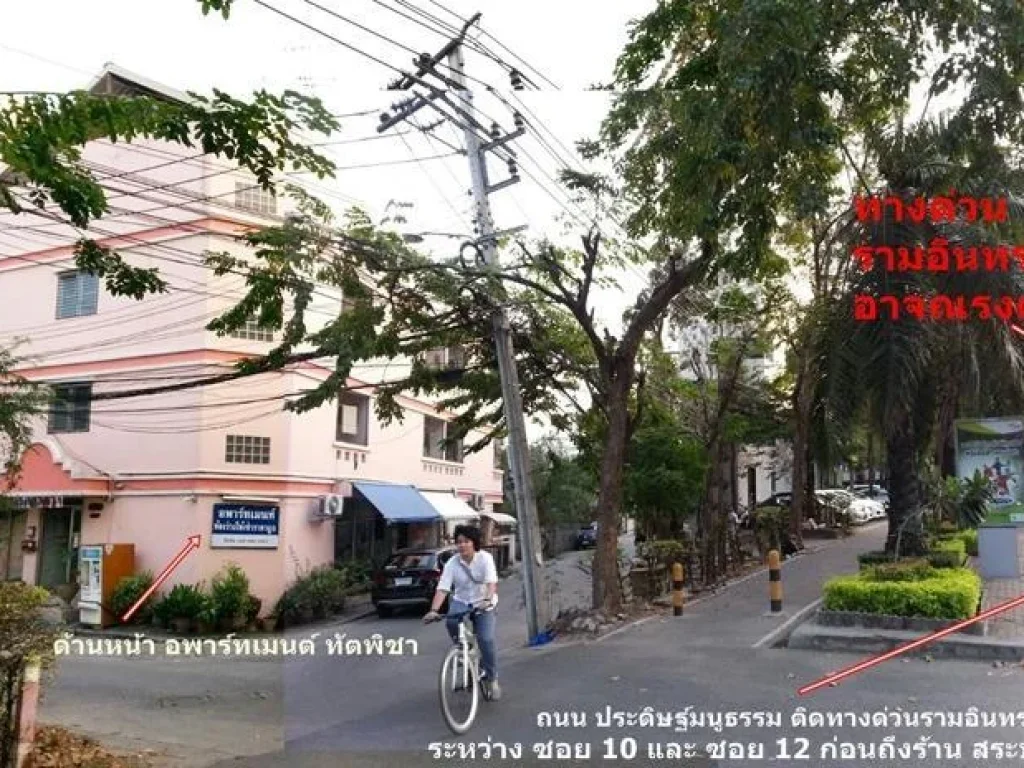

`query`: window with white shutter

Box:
[47,383,92,434]
[56,271,99,319]
[335,392,369,445]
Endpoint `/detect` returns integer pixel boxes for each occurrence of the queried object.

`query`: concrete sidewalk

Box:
[625,522,889,651]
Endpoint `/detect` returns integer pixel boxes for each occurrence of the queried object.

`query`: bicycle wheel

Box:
[439,644,479,734]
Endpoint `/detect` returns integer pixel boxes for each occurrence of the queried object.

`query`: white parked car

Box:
[819,489,885,525]
[852,485,891,512]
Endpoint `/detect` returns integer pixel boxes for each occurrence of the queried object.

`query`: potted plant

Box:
[155,584,208,634]
[211,564,251,631]
[245,595,262,631]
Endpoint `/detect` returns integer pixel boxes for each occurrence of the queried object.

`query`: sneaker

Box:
[488,680,502,701]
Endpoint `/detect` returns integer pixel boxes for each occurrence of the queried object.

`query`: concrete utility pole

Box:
[376,14,550,640]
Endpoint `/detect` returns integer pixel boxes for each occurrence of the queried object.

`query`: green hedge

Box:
[941,530,978,557]
[858,550,964,570]
[932,537,967,557]
[823,567,981,620]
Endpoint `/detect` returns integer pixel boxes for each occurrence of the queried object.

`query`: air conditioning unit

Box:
[310,494,345,521]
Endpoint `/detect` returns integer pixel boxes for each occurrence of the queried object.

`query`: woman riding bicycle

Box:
[423,524,501,701]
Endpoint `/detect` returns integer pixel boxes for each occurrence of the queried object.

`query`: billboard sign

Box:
[954,417,1024,509]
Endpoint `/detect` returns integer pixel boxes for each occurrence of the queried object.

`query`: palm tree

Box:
[818,118,1024,556]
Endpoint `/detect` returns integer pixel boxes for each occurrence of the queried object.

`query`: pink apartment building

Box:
[0,65,512,613]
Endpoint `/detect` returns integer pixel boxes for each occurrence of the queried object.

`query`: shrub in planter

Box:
[210,563,250,630]
[0,581,59,666]
[959,529,979,557]
[931,537,967,557]
[858,551,894,569]
[272,582,311,629]
[868,560,936,582]
[154,584,209,633]
[823,567,981,620]
[305,566,347,618]
[245,595,262,625]
[110,571,156,626]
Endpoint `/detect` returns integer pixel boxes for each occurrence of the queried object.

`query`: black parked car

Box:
[574,522,598,550]
[371,546,456,618]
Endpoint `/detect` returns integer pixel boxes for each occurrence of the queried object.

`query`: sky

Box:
[0,0,656,327]
[0,3,976,440]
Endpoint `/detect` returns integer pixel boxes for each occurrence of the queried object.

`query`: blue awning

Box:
[352,481,441,523]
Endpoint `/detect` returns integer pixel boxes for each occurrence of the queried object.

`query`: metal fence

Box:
[0,656,25,768]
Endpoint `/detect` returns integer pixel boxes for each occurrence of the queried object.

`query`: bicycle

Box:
[426,600,494,734]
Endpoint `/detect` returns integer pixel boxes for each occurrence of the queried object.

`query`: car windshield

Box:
[385,553,437,569]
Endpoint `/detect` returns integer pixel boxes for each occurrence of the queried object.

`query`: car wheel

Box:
[376,604,393,619]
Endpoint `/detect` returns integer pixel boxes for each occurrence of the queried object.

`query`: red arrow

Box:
[121,535,201,622]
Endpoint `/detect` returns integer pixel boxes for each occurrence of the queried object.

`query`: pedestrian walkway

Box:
[630,523,888,650]
[982,577,1024,639]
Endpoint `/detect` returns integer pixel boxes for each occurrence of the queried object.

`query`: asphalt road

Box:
[40,523,1024,767]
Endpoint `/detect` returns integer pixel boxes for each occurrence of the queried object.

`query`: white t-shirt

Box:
[438,550,498,606]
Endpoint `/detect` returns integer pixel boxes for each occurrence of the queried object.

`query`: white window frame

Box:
[423,416,463,463]
[56,270,99,319]
[234,182,277,216]
[229,318,275,342]
[225,434,271,464]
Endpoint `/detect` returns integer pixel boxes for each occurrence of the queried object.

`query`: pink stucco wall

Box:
[1,125,504,612]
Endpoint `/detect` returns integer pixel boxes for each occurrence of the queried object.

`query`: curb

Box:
[787,622,1024,661]
[66,606,378,644]
[752,598,823,649]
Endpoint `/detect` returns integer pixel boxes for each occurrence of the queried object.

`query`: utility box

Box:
[78,544,135,628]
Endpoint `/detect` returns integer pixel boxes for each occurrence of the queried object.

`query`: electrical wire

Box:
[415,0,560,89]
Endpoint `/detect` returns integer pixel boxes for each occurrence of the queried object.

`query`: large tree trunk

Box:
[885,425,927,556]
[592,371,631,613]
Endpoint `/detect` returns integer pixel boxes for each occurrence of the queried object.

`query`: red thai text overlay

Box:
[854,294,1024,322]
[854,242,1024,273]
[854,194,1008,225]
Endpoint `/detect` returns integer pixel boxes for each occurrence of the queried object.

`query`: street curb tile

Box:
[752,597,824,649]
[787,622,1024,661]
[66,609,379,645]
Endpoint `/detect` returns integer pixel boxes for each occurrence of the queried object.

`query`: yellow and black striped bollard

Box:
[672,562,685,616]
[768,549,783,613]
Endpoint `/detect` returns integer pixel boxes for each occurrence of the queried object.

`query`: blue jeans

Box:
[445,600,497,681]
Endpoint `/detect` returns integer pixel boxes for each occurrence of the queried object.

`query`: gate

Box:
[0,656,25,768]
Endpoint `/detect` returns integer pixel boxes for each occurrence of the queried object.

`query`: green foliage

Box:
[868,560,936,582]
[824,567,982,619]
[931,536,967,559]
[110,572,156,626]
[959,472,994,528]
[154,584,208,622]
[0,83,337,302]
[0,581,57,665]
[0,344,52,486]
[335,558,373,591]
[528,437,597,527]
[209,563,250,626]
[859,549,964,570]
[272,565,348,627]
[960,529,979,557]
[637,538,694,571]
[753,506,788,555]
[624,401,706,537]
